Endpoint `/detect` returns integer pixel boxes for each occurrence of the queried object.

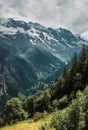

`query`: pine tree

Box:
[71,52,77,72]
[77,44,86,73]
[62,64,67,78]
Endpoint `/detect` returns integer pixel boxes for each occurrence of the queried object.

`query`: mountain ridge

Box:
[0,18,86,103]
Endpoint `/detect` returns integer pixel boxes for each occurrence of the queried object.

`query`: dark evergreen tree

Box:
[62,64,67,78]
[71,52,77,72]
[24,96,35,117]
[40,91,51,112]
[77,44,86,73]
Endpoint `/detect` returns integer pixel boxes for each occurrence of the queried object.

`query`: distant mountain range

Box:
[0,18,87,103]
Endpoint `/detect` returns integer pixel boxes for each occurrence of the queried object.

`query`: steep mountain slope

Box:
[0,18,85,100]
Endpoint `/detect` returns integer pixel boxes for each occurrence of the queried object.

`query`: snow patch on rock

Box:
[80,31,88,41]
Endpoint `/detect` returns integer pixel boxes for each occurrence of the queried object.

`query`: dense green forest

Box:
[0,45,88,130]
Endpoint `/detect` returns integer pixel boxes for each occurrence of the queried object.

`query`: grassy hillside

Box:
[0,112,55,130]
[0,107,69,130]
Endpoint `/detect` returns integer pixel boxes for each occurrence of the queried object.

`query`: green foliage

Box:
[40,125,46,130]
[33,111,48,121]
[51,86,88,130]
[52,96,68,111]
[40,91,51,112]
[62,65,67,78]
[79,87,88,129]
[24,96,35,117]
[68,100,80,130]
[51,112,69,130]
[24,89,51,117]
[71,52,77,71]
[4,98,27,125]
[52,102,79,130]
[52,99,58,110]
[58,95,68,109]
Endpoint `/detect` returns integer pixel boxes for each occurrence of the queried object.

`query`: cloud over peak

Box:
[0,0,88,33]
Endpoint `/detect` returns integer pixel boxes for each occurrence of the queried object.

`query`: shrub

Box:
[33,111,48,121]
[51,112,69,130]
[4,98,28,125]
[58,95,68,109]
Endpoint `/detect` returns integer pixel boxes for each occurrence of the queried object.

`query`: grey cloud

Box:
[0,0,88,33]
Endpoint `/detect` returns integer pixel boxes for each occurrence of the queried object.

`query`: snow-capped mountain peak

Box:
[0,18,86,100]
[0,18,10,26]
[0,18,85,63]
[80,31,88,41]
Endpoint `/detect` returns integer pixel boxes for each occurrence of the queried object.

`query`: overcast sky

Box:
[0,0,88,33]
